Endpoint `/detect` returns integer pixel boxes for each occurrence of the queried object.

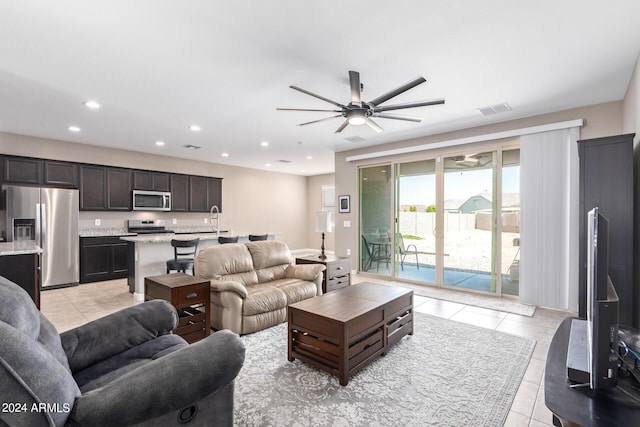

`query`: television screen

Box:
[586,207,619,389]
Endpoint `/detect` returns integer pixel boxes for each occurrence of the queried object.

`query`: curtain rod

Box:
[345,119,584,162]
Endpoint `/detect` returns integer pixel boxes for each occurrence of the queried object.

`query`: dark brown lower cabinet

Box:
[0,253,40,308]
[80,237,133,283]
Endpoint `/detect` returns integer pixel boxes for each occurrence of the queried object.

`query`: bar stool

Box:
[166,238,199,274]
[218,236,239,244]
[248,234,268,241]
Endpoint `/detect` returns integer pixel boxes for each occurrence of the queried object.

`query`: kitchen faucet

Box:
[210,205,219,235]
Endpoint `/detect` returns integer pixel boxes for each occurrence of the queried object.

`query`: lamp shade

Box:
[315,211,332,233]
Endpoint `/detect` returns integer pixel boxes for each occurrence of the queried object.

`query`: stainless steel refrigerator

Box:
[5,185,79,288]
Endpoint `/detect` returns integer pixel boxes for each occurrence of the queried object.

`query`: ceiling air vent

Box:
[477,103,512,116]
[183,144,202,150]
[277,160,291,163]
[344,135,367,143]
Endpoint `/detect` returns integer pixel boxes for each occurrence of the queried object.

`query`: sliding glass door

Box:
[358,143,520,297]
[359,165,392,275]
[443,151,497,293]
[395,159,437,283]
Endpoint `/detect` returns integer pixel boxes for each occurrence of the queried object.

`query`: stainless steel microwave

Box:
[132,190,171,211]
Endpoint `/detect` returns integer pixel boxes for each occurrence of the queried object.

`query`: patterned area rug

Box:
[234,313,536,426]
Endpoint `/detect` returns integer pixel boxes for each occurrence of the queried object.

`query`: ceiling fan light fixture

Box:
[348,117,366,126]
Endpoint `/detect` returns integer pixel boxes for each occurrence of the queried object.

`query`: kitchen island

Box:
[121,232,275,301]
[0,241,43,308]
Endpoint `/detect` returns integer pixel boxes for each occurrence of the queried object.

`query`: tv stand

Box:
[545,318,640,426]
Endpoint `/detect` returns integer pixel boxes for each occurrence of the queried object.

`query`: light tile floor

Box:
[41,276,572,427]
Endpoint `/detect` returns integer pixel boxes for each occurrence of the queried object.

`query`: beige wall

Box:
[334,101,625,268]
[0,132,310,249]
[623,52,640,144]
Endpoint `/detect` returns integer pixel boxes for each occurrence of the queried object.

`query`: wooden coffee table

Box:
[287,282,413,385]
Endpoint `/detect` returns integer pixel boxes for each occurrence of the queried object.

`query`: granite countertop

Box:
[79,228,135,237]
[0,241,43,256]
[119,231,256,243]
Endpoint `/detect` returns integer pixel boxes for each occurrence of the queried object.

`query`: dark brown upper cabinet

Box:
[133,170,170,191]
[106,168,132,210]
[189,176,222,212]
[44,160,78,187]
[80,165,131,211]
[3,156,43,185]
[170,174,189,212]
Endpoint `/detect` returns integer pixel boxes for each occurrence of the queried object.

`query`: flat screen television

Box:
[567,207,619,389]
[585,207,619,388]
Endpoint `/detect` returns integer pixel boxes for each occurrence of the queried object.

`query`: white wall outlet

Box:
[204,218,209,224]
[346,248,351,256]
[94,218,101,226]
[344,220,351,228]
[172,218,177,225]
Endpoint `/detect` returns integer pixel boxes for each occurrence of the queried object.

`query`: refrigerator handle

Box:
[36,203,42,244]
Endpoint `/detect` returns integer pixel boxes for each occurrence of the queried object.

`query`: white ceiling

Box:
[1,1,639,176]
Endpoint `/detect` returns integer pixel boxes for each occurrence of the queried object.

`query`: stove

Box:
[127,219,175,235]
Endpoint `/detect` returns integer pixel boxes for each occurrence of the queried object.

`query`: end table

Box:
[145,273,211,343]
[295,254,350,293]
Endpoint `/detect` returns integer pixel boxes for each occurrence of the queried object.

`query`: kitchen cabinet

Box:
[79,165,106,210]
[170,174,189,212]
[107,168,132,210]
[80,236,133,283]
[0,253,40,308]
[44,160,78,187]
[79,165,131,211]
[3,156,43,185]
[133,170,170,191]
[189,176,222,212]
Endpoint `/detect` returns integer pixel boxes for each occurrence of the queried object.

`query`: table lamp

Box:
[315,211,332,259]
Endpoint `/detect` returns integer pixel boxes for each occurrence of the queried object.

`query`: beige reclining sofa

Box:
[195,240,325,335]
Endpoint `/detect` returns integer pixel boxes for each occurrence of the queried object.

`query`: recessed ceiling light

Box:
[221,153,229,157]
[306,155,313,160]
[83,100,101,109]
[68,125,81,132]
[261,141,269,147]
[155,141,165,146]
[189,125,201,132]
[265,163,271,167]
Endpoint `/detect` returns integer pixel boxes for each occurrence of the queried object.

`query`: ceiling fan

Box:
[277,70,445,134]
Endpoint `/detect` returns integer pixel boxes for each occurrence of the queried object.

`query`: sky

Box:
[398,166,520,205]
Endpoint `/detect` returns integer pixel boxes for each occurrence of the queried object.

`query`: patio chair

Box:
[398,234,419,270]
[362,235,390,272]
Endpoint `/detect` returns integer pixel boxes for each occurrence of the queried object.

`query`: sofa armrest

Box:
[209,279,248,298]
[60,300,178,373]
[286,264,325,282]
[67,330,246,426]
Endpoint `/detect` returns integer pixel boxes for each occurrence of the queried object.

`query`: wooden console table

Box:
[288,282,413,385]
[295,254,350,293]
[145,273,210,343]
[545,317,640,426]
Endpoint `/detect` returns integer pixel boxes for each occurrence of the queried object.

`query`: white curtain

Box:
[519,127,581,311]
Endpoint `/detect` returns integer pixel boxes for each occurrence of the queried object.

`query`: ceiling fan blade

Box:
[365,118,384,133]
[290,85,346,109]
[371,112,423,122]
[374,98,445,113]
[349,70,361,105]
[298,115,342,126]
[334,119,350,133]
[368,76,427,106]
[277,107,342,112]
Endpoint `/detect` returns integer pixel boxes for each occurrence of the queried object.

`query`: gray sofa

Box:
[195,240,325,335]
[0,276,245,426]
